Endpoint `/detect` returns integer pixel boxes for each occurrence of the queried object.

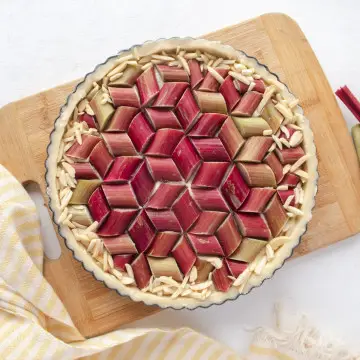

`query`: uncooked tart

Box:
[46,38,317,309]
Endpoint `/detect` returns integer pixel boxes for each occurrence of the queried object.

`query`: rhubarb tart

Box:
[46,38,317,308]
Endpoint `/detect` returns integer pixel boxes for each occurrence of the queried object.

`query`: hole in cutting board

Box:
[24,182,61,260]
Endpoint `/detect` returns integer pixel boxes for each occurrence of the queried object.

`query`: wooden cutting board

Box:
[1,13,360,338]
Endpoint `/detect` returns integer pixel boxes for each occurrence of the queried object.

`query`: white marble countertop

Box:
[1,0,359,354]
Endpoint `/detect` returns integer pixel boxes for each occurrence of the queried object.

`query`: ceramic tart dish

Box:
[46,38,318,309]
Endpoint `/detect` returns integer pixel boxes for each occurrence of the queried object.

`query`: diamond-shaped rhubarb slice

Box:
[147,183,185,209]
[212,261,233,292]
[146,128,183,156]
[113,254,134,271]
[232,117,271,138]
[193,91,227,114]
[97,209,138,237]
[78,113,97,129]
[172,189,201,231]
[275,146,305,165]
[188,113,227,137]
[191,138,230,161]
[261,102,283,133]
[72,163,99,180]
[230,238,267,263]
[102,184,138,208]
[188,59,204,89]
[90,90,115,130]
[132,253,152,289]
[253,79,266,93]
[191,189,229,212]
[148,257,183,282]
[219,75,241,111]
[109,87,140,108]
[190,211,227,235]
[187,234,224,256]
[102,133,137,156]
[156,65,189,82]
[66,134,101,160]
[69,179,102,205]
[235,213,271,240]
[109,65,143,87]
[105,106,139,132]
[218,117,245,159]
[88,187,110,225]
[199,68,228,92]
[144,108,181,129]
[236,136,273,162]
[130,162,155,206]
[263,194,288,237]
[216,214,242,257]
[237,163,276,187]
[240,188,276,213]
[104,156,142,183]
[128,210,156,252]
[172,137,201,181]
[146,210,181,232]
[278,190,295,206]
[192,162,229,188]
[103,235,138,255]
[174,88,200,130]
[221,165,250,210]
[279,173,300,188]
[171,236,197,275]
[232,91,263,117]
[153,82,188,107]
[225,259,248,278]
[146,157,182,181]
[89,141,114,178]
[128,113,155,152]
[264,152,284,184]
[147,232,180,257]
[136,67,160,106]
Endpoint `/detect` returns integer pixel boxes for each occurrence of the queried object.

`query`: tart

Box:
[46,38,317,308]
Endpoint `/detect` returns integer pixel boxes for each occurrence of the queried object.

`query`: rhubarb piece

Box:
[144,108,181,129]
[128,112,155,152]
[237,163,276,187]
[264,152,284,184]
[68,205,93,226]
[216,215,242,257]
[172,137,201,181]
[90,90,115,130]
[225,259,248,278]
[69,179,102,204]
[236,136,273,162]
[199,68,228,92]
[104,156,142,183]
[263,195,288,237]
[109,65,143,87]
[278,190,295,206]
[78,113,97,129]
[147,183,185,209]
[190,211,227,235]
[89,141,114,178]
[103,235,138,255]
[130,162,155,206]
[219,75,241,111]
[188,59,204,89]
[232,91,263,117]
[191,138,230,161]
[279,126,296,140]
[153,82,188,107]
[335,85,360,122]
[193,91,227,114]
[195,257,214,283]
[171,236,197,275]
[102,184,138,208]
[188,113,227,137]
[148,257,183,282]
[72,163,99,180]
[280,173,300,188]
[218,117,245,159]
[113,254,133,271]
[146,157,182,181]
[253,79,266,93]
[192,162,229,188]
[132,253,152,289]
[105,106,139,132]
[108,87,140,108]
[275,146,305,165]
[232,117,271,138]
[191,189,229,212]
[187,234,224,256]
[66,134,101,160]
[174,89,200,130]
[147,232,180,257]
[87,187,110,225]
[136,67,160,106]
[172,190,201,231]
[156,65,189,82]
[128,211,156,252]
[146,210,181,232]
[98,209,138,237]
[234,79,249,94]
[221,165,250,210]
[146,128,184,156]
[230,238,267,263]
[235,213,271,240]
[212,261,233,292]
[240,188,276,213]
[102,133,137,156]
[261,102,283,133]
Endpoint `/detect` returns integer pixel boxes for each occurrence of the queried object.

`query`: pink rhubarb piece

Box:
[102,184,139,208]
[188,113,227,137]
[131,254,152,289]
[191,188,229,212]
[79,113,97,129]
[216,215,243,257]
[104,156,142,183]
[72,163,99,180]
[153,82,188,107]
[66,134,101,160]
[89,141,114,178]
[189,211,227,235]
[199,68,228,92]
[212,261,233,292]
[109,87,140,108]
[240,188,276,213]
[232,91,263,117]
[187,234,224,256]
[235,213,272,240]
[128,211,156,252]
[97,209,138,237]
[103,235,138,255]
[219,75,242,111]
[171,236,197,275]
[192,162,229,188]
[102,133,138,156]
[218,117,245,159]
[128,112,155,153]
[130,162,155,206]
[156,65,189,82]
[146,157,182,182]
[146,183,185,209]
[144,108,181,129]
[278,189,295,206]
[146,128,184,157]
[191,138,230,162]
[188,59,204,89]
[174,88,200,130]
[136,67,160,106]
[113,254,134,271]
[147,232,180,257]
[225,259,248,277]
[105,106,139,132]
[146,210,182,232]
[88,187,110,225]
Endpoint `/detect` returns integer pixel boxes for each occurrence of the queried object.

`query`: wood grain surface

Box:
[1,13,359,338]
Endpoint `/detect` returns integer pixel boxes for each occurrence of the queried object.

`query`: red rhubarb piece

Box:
[234,79,249,94]
[187,234,224,256]
[109,87,140,107]
[102,133,137,156]
[104,156,142,183]
[174,88,200,130]
[232,91,263,117]
[216,215,242,257]
[189,211,227,235]
[172,189,201,231]
[103,235,138,255]
[105,106,139,132]
[192,162,229,188]
[131,253,152,289]
[221,165,250,210]
[146,128,184,157]
[113,254,134,271]
[264,152,284,183]
[172,137,201,181]
[88,187,110,225]
[199,68,228,92]
[235,213,271,240]
[278,189,295,206]
[156,65,189,82]
[225,259,248,278]
[188,113,227,137]
[275,146,305,165]
[147,183,185,209]
[66,134,101,160]
[89,141,114,178]
[191,138,230,161]
[146,157,182,181]
[128,211,156,252]
[72,163,99,180]
[146,210,181,232]
[219,75,242,111]
[236,136,273,163]
[263,194,288,237]
[212,261,233,292]
[172,236,197,275]
[240,188,276,213]
[188,59,204,89]
[279,126,296,139]
[280,173,300,188]
[253,79,266,93]
[102,184,139,208]
[218,117,245,159]
[144,108,181,129]
[128,112,155,152]
[335,85,360,122]
[147,232,180,257]
[97,209,138,237]
[136,67,160,106]
[153,82,188,107]
[79,113,97,129]
[238,163,276,188]
[191,188,229,212]
[130,162,155,206]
